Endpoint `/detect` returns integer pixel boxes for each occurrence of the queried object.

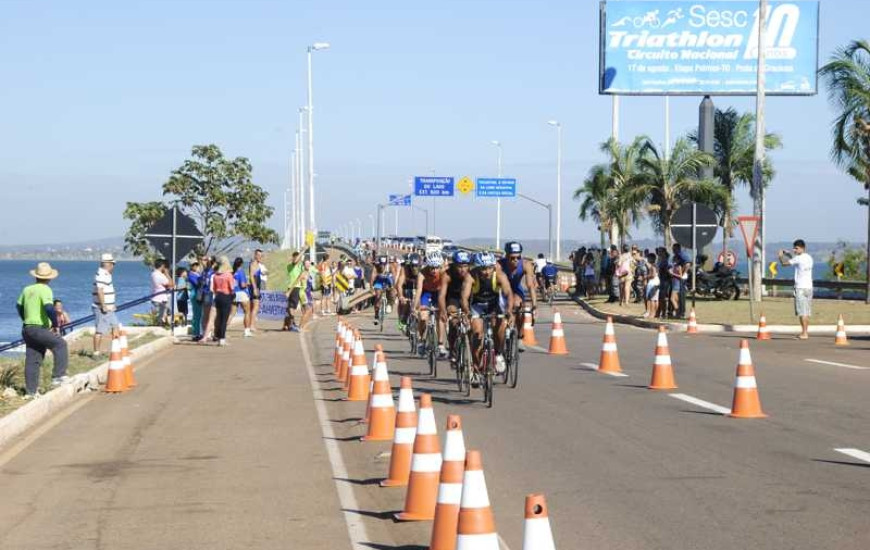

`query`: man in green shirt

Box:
[284,247,308,332]
[16,262,69,398]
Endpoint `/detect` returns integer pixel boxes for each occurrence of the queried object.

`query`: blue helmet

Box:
[504,241,523,255]
[452,251,471,265]
[473,252,496,268]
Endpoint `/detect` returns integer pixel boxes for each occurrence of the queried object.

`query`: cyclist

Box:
[463,252,513,376]
[413,251,447,358]
[396,253,421,332]
[438,250,473,365]
[533,253,548,290]
[541,259,559,300]
[370,256,394,325]
[497,242,537,340]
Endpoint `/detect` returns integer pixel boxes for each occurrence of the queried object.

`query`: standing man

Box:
[17,262,68,398]
[93,253,120,356]
[671,243,691,319]
[150,259,175,327]
[285,248,307,332]
[779,239,814,340]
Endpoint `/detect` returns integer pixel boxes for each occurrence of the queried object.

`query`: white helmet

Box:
[425,250,444,268]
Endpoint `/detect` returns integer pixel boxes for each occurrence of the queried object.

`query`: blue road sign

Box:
[414,176,455,197]
[475,178,517,198]
[388,194,412,206]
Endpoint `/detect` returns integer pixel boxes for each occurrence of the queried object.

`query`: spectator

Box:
[197,256,216,342]
[188,262,203,340]
[779,239,814,340]
[318,254,334,316]
[284,249,307,332]
[616,244,634,307]
[632,248,648,304]
[175,267,189,327]
[657,248,672,318]
[249,249,267,331]
[211,256,235,346]
[671,243,690,319]
[232,257,252,338]
[606,246,619,303]
[53,299,71,336]
[583,252,596,299]
[643,253,660,318]
[93,253,120,356]
[150,259,175,327]
[16,262,68,398]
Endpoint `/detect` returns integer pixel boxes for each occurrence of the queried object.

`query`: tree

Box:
[124,145,279,264]
[574,165,615,250]
[621,138,726,248]
[819,39,870,302]
[689,108,781,249]
[599,136,647,246]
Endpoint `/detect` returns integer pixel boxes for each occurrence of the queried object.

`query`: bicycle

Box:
[449,312,472,396]
[374,292,387,332]
[423,305,439,378]
[502,307,524,389]
[476,313,503,408]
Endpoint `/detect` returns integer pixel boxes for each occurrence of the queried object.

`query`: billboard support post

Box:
[752,0,768,303]
[698,96,715,179]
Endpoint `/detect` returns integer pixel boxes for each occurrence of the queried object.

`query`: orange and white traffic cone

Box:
[338,328,353,384]
[396,393,442,521]
[728,340,766,419]
[455,450,499,550]
[547,311,568,355]
[429,415,466,550]
[686,308,699,335]
[362,352,395,441]
[835,314,849,346]
[333,321,346,373]
[104,337,127,393]
[381,377,417,487]
[119,325,137,389]
[344,331,364,391]
[522,493,556,550]
[521,310,538,347]
[363,345,385,424]
[346,339,371,402]
[756,314,771,341]
[648,326,677,390]
[598,316,622,374]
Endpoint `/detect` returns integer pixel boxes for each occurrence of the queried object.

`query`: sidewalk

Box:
[0,322,348,550]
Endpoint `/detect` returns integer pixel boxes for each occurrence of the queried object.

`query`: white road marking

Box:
[834,448,870,464]
[580,362,629,378]
[527,345,549,354]
[669,393,731,415]
[805,359,870,371]
[301,325,371,549]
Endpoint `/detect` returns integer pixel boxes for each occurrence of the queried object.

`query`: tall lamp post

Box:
[307,41,330,262]
[368,214,376,239]
[547,120,563,261]
[296,108,306,250]
[491,140,503,250]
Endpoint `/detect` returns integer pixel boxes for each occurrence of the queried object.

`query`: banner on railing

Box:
[258,291,287,321]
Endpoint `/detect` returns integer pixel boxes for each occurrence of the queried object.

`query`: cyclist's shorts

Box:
[446,295,462,310]
[512,286,526,302]
[543,276,557,288]
[470,299,502,319]
[373,276,393,290]
[419,291,436,308]
[402,285,415,300]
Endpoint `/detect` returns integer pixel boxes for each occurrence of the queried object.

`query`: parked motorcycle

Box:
[693,265,741,301]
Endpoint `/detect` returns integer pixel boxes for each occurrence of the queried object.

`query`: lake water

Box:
[0,260,154,345]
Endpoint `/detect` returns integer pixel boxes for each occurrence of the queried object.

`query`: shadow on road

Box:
[342,508,399,521]
[812,459,870,469]
[359,543,427,550]
[334,477,383,486]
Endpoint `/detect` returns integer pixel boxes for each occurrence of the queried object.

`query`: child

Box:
[54,299,71,335]
[644,253,660,319]
[175,267,189,326]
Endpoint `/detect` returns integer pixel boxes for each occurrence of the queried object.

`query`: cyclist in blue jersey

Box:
[541,260,559,292]
[463,252,513,375]
[370,256,394,325]
[496,242,538,339]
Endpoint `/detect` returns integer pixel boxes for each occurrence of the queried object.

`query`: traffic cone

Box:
[344,331,362,391]
[429,415,466,550]
[455,450,499,550]
[381,377,417,487]
[521,310,538,347]
[547,311,568,355]
[835,314,849,346]
[598,316,622,374]
[522,493,556,550]
[338,328,353,384]
[756,314,771,341]
[648,326,677,390]
[119,325,137,389]
[333,321,345,372]
[346,339,371,402]
[363,345,385,424]
[686,308,699,335]
[396,393,442,521]
[362,351,395,441]
[104,337,127,393]
[728,340,766,419]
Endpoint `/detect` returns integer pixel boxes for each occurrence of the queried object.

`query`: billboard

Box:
[599,1,819,95]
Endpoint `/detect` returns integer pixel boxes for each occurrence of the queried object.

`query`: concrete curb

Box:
[569,295,870,335]
[0,334,174,450]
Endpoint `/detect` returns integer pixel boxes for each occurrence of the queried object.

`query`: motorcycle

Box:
[693,265,741,301]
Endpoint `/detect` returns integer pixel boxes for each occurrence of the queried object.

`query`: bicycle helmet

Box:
[452,250,471,265]
[504,241,523,255]
[377,255,388,265]
[407,253,422,267]
[473,252,496,268]
[425,250,444,268]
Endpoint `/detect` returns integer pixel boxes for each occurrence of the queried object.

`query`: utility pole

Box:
[751,0,768,302]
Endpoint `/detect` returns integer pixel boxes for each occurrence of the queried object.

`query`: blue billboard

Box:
[414,176,455,197]
[599,1,819,95]
[475,178,517,198]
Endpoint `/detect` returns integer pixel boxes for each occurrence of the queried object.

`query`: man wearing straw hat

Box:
[16,262,69,398]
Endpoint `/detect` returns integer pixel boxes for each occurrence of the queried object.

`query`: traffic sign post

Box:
[671,203,719,308]
[737,216,762,322]
[413,177,454,197]
[475,178,517,198]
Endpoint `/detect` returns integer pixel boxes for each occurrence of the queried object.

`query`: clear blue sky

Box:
[0,0,866,247]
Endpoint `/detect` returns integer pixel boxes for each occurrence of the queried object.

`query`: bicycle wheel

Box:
[378,301,385,333]
[484,350,494,408]
[509,328,520,389]
[409,318,418,354]
[428,323,437,377]
[459,334,472,396]
[499,328,511,385]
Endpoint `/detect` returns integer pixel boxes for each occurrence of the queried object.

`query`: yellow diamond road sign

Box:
[457,176,474,195]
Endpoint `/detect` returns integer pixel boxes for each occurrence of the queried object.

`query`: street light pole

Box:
[517,193,553,260]
[297,109,306,250]
[491,140,502,250]
[547,120,562,261]
[751,1,767,302]
[307,42,329,263]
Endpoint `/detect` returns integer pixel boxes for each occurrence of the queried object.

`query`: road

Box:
[0,297,867,549]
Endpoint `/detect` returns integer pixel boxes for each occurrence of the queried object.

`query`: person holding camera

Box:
[779,239,814,340]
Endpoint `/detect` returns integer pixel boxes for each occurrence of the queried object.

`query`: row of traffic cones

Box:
[331,319,559,549]
[689,308,851,344]
[105,325,138,393]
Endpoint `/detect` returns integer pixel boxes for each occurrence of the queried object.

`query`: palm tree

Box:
[621,138,727,248]
[599,136,647,246]
[574,165,615,250]
[690,108,781,251]
[819,39,870,301]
